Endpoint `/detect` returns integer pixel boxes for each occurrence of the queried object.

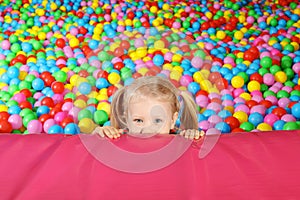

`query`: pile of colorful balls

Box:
[0,0,299,134]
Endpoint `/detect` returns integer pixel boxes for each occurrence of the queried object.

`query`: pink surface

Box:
[0,131,300,199]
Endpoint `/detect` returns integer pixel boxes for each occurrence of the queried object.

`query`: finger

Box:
[104,127,117,139]
[184,130,190,139]
[200,130,205,137]
[189,130,195,140]
[179,130,185,136]
[92,127,105,137]
[194,130,200,140]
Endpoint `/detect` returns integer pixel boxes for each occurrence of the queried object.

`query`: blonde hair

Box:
[110,76,198,130]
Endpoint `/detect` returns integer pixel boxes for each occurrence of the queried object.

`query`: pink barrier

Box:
[0,131,300,199]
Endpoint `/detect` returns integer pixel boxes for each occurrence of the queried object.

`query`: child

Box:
[92,76,204,140]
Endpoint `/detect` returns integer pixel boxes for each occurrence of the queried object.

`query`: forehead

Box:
[128,98,173,115]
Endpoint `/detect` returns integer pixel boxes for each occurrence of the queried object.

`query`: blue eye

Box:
[134,119,143,123]
[154,119,163,124]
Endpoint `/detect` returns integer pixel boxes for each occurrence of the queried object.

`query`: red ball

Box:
[231,127,245,133]
[78,70,89,78]
[16,54,27,64]
[20,89,32,98]
[60,117,74,128]
[225,116,240,131]
[51,81,65,94]
[19,101,32,109]
[0,111,10,121]
[114,62,124,70]
[250,73,263,83]
[39,114,52,124]
[107,85,118,97]
[260,100,273,108]
[41,97,55,108]
[246,100,258,109]
[127,11,135,20]
[55,38,66,48]
[97,70,109,79]
[0,120,13,133]
[271,107,287,118]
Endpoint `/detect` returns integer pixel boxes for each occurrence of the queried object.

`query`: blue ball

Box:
[36,105,50,117]
[153,54,164,66]
[273,120,285,130]
[32,78,45,91]
[96,78,109,89]
[48,125,64,134]
[64,123,80,134]
[78,82,92,95]
[291,103,300,119]
[8,105,21,115]
[215,122,231,133]
[187,82,200,95]
[248,112,264,127]
[7,66,20,79]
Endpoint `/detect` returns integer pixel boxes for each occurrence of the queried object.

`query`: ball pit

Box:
[0,0,299,135]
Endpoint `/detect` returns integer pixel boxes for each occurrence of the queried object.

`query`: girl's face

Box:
[127,98,178,135]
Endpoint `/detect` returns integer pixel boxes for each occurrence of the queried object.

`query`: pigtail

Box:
[178,91,198,130]
[110,86,127,129]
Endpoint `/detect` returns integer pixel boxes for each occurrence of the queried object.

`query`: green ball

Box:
[11,43,21,53]
[237,72,249,83]
[78,109,93,121]
[6,100,18,107]
[23,113,37,128]
[281,56,293,69]
[240,122,255,132]
[64,92,76,100]
[260,56,272,68]
[19,81,31,90]
[276,90,289,99]
[9,35,18,43]
[53,71,67,82]
[270,65,281,75]
[283,122,299,130]
[94,110,109,125]
[98,51,110,62]
[263,90,276,98]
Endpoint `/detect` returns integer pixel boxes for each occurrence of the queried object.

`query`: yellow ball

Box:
[239,92,251,101]
[78,118,96,134]
[137,67,149,76]
[193,71,206,83]
[274,71,287,83]
[231,76,244,88]
[200,80,212,92]
[136,47,148,58]
[172,54,182,62]
[38,32,46,40]
[0,105,8,112]
[108,72,121,85]
[170,70,181,81]
[257,123,272,131]
[233,111,248,124]
[234,30,244,40]
[150,6,158,13]
[154,40,165,50]
[216,30,226,40]
[162,4,170,10]
[97,102,111,116]
[69,37,80,48]
[152,19,160,27]
[74,99,87,109]
[247,80,261,92]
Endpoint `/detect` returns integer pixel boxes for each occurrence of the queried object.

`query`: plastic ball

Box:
[64,123,80,134]
[283,122,299,130]
[0,120,13,133]
[78,118,95,133]
[231,76,244,88]
[48,125,64,134]
[187,82,200,95]
[248,112,264,127]
[240,122,255,132]
[78,82,92,95]
[51,81,65,94]
[191,56,203,69]
[247,80,261,92]
[257,123,272,131]
[291,103,300,119]
[233,111,248,124]
[32,78,45,91]
[94,110,109,125]
[8,114,23,130]
[215,122,231,133]
[153,54,164,66]
[27,120,43,133]
[108,72,121,85]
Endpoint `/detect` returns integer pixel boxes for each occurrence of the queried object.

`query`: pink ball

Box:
[263,73,275,86]
[281,114,296,122]
[134,38,145,48]
[250,105,266,115]
[62,102,74,112]
[54,111,68,123]
[235,104,250,114]
[198,121,211,131]
[292,63,300,73]
[208,115,222,125]
[27,120,43,134]
[196,95,209,107]
[8,114,23,129]
[264,113,279,126]
[43,119,56,133]
[172,21,181,29]
[191,56,203,69]
[180,75,193,87]
[278,98,290,108]
[207,102,222,113]
[12,93,26,103]
[1,40,11,50]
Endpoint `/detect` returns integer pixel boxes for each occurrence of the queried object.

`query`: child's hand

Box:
[179,129,205,140]
[92,126,123,139]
